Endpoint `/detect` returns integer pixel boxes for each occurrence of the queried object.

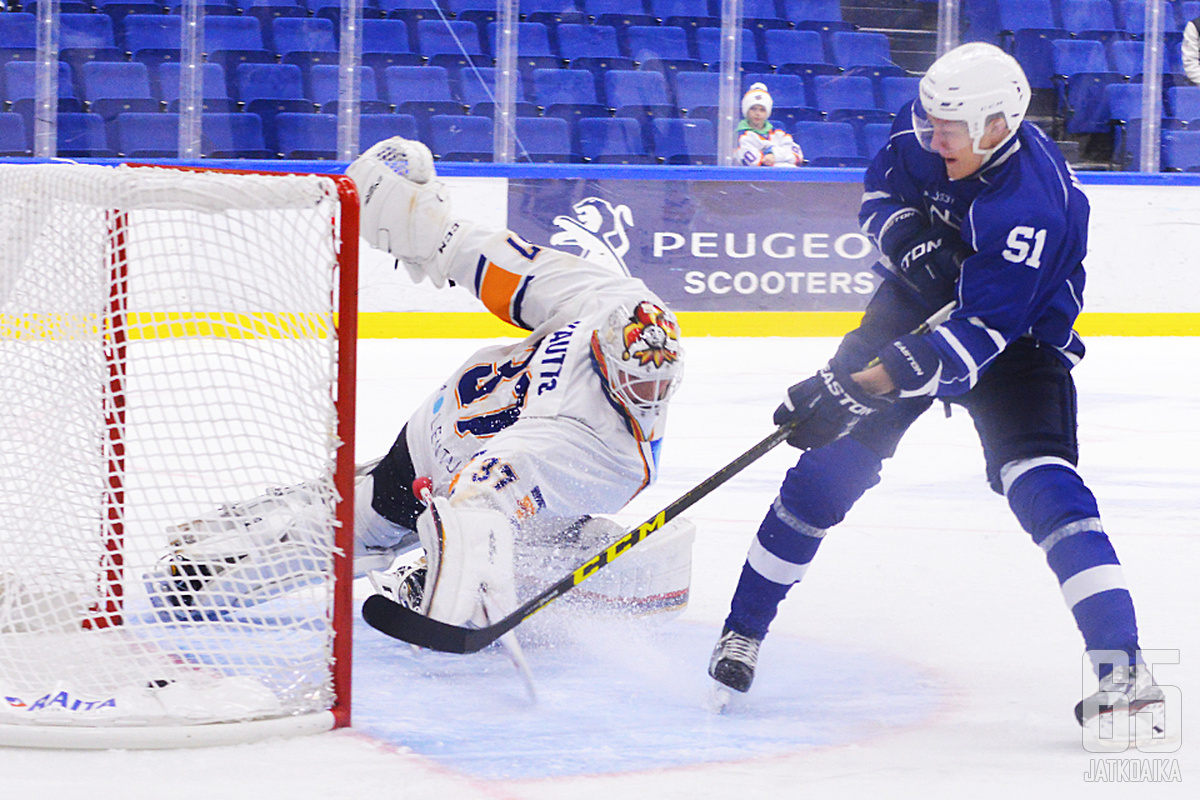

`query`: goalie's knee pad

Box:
[778,436,884,530]
[353,474,419,577]
[416,498,516,627]
[346,137,455,286]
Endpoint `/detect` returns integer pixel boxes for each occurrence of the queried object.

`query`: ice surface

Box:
[1,336,1196,799]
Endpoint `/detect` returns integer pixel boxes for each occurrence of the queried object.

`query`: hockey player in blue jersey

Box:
[707,42,1166,732]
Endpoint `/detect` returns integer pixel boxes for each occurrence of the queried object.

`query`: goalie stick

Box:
[362,300,957,653]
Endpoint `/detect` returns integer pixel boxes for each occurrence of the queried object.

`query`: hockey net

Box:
[0,163,358,748]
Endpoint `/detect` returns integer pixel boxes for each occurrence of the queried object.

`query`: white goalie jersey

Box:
[404,221,672,528]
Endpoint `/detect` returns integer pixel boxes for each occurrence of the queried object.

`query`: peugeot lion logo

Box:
[549,197,634,277]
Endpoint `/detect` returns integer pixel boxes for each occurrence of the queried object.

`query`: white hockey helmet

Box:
[590,301,684,439]
[913,41,1030,156]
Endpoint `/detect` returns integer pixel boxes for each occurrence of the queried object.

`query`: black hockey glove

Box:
[889,228,972,311]
[773,362,894,451]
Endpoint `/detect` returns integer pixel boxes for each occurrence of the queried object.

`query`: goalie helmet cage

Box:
[0,163,358,749]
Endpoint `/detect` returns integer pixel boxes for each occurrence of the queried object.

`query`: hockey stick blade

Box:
[362,422,797,653]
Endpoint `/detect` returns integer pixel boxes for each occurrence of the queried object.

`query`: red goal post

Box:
[0,162,358,748]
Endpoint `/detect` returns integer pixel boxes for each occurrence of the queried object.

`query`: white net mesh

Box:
[0,164,350,737]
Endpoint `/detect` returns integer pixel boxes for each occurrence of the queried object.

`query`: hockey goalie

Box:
[144,137,695,639]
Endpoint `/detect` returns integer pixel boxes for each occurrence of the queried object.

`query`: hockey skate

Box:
[367,549,427,611]
[1076,661,1169,744]
[707,626,762,713]
[145,483,335,620]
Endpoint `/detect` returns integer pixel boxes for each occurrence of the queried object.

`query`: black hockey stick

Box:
[362,421,798,653]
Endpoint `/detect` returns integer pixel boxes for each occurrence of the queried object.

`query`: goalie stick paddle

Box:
[362,421,798,653]
[362,300,958,653]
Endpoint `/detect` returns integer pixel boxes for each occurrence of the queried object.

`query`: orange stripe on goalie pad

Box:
[478,262,523,326]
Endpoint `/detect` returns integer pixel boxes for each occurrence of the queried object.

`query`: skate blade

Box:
[706,680,737,714]
[1082,703,1178,752]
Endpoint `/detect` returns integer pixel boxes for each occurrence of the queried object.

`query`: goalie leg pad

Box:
[417,498,516,627]
[354,473,419,577]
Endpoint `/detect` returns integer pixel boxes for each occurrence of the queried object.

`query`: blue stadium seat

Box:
[583,0,648,15]
[829,31,898,70]
[486,21,554,57]
[274,112,338,158]
[208,15,267,51]
[1162,128,1200,171]
[672,71,719,113]
[791,119,860,164]
[1166,85,1200,121]
[649,0,707,18]
[783,0,843,23]
[862,120,893,159]
[694,27,760,65]
[1107,39,1143,78]
[121,14,183,55]
[360,113,420,149]
[1060,0,1118,40]
[202,111,272,158]
[1051,39,1123,134]
[624,25,695,66]
[744,0,782,20]
[513,115,572,162]
[741,73,807,109]
[430,113,493,160]
[114,111,179,157]
[60,13,117,50]
[465,66,532,105]
[556,23,622,61]
[272,18,338,57]
[157,63,235,112]
[384,65,455,104]
[80,61,160,121]
[1103,82,1144,124]
[651,117,716,164]
[418,19,485,57]
[0,13,36,50]
[577,115,650,163]
[603,69,671,110]
[308,64,388,111]
[764,28,828,68]
[0,111,29,156]
[236,62,306,104]
[997,0,1057,35]
[1012,27,1070,90]
[532,67,598,107]
[362,19,412,54]
[1117,0,1149,37]
[877,75,920,113]
[811,74,879,114]
[57,111,115,157]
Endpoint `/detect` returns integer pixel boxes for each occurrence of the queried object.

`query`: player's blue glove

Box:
[773,362,894,450]
[878,209,972,312]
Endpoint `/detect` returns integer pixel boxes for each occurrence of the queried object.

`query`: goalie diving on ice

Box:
[144,136,694,642]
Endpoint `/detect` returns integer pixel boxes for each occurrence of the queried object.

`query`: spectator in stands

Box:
[1184,10,1200,85]
[736,83,804,167]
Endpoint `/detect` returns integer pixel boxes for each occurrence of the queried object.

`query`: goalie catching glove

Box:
[773,361,894,451]
[346,136,458,288]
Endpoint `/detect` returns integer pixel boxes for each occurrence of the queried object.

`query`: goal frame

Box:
[0,163,359,748]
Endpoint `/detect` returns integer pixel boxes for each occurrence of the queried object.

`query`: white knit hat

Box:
[742,82,773,117]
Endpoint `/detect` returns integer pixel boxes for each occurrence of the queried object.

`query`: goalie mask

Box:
[590,301,684,439]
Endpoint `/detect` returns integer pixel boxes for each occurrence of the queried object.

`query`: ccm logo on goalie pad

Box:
[573,511,667,583]
[818,367,876,417]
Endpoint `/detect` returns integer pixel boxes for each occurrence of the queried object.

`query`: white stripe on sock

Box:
[746,536,809,586]
[1060,563,1128,609]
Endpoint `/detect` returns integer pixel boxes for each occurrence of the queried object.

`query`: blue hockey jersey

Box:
[860,101,1089,398]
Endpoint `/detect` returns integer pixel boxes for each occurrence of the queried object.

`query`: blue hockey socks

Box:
[726,439,884,638]
[1005,460,1139,673]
